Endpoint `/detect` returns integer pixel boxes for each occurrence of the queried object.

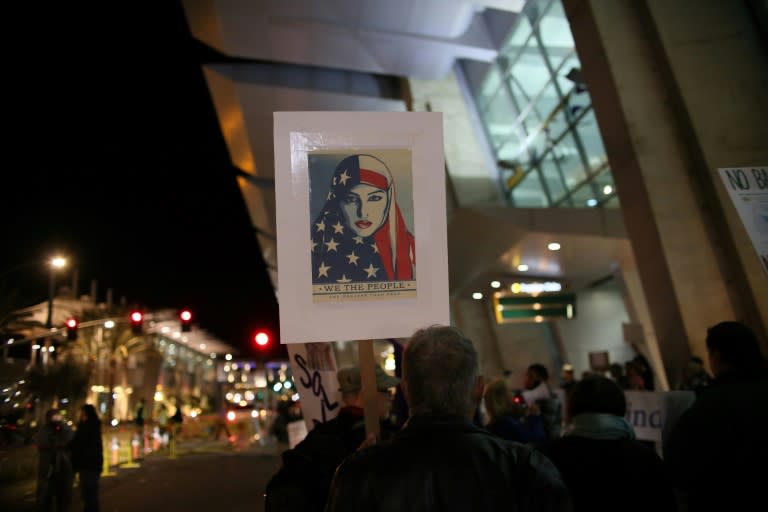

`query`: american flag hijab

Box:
[311,154,415,284]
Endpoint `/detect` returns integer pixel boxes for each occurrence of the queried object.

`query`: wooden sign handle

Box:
[358,339,381,441]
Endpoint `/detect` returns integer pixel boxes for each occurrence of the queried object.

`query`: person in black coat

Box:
[325,326,570,512]
[664,321,768,512]
[69,404,104,512]
[536,375,676,512]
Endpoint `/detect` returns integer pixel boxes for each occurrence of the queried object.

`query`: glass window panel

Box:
[530,81,561,127]
[538,0,575,71]
[482,88,518,149]
[511,171,549,207]
[508,74,532,112]
[575,109,608,171]
[570,182,597,208]
[547,108,570,140]
[593,167,616,197]
[539,153,568,202]
[497,138,525,164]
[553,132,587,188]
[476,65,502,110]
[509,47,551,103]
[525,127,549,161]
[502,13,532,57]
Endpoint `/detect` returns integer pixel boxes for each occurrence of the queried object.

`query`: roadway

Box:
[0,436,285,512]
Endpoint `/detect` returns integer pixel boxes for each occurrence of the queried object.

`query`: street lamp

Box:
[46,256,67,329]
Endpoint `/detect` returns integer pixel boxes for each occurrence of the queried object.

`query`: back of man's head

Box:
[403,325,479,417]
[567,375,626,418]
[706,321,764,373]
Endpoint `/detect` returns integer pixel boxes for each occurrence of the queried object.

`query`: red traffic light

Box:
[254,331,270,347]
[130,311,144,335]
[66,317,79,341]
[179,309,192,332]
[64,316,80,341]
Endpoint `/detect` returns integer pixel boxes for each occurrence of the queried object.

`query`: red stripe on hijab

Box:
[359,168,388,189]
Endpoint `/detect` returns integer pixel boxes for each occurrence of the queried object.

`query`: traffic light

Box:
[179,309,192,332]
[130,311,144,335]
[65,317,78,341]
[254,330,270,349]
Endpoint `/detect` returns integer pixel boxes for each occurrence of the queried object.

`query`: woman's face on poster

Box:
[341,183,389,238]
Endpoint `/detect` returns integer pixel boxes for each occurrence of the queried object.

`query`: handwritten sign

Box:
[718,166,768,274]
[285,343,341,440]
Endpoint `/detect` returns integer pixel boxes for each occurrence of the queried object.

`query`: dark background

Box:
[3,2,283,358]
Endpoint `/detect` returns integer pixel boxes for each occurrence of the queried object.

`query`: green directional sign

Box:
[493,293,576,324]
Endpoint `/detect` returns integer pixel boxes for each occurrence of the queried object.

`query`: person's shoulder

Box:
[335,438,392,474]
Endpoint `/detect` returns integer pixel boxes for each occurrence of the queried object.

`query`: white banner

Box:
[624,390,695,444]
[718,166,768,274]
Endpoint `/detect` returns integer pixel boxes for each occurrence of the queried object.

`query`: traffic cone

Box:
[152,426,161,451]
[122,434,141,468]
[110,436,119,466]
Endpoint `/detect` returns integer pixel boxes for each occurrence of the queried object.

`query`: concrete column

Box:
[563,0,768,387]
[613,260,670,390]
[451,297,505,379]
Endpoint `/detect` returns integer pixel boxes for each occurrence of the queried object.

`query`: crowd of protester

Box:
[26,319,765,512]
[264,319,766,512]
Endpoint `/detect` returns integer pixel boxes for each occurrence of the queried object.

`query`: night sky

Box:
[3,2,283,358]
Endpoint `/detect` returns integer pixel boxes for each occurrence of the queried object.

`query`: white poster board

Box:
[275,111,449,343]
[718,166,768,274]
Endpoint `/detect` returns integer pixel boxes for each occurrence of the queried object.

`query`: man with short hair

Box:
[326,325,571,511]
[677,355,712,396]
[264,364,399,512]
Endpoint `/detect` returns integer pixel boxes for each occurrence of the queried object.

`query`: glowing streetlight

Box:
[46,255,68,329]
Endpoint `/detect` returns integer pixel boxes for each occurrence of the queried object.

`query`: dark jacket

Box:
[34,421,74,480]
[537,436,676,512]
[326,414,571,512]
[70,419,104,472]
[265,406,397,512]
[664,368,768,511]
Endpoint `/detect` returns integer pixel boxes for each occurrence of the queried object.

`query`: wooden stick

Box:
[358,339,380,440]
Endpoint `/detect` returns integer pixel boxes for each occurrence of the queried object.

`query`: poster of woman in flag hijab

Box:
[274,111,448,344]
[309,150,416,302]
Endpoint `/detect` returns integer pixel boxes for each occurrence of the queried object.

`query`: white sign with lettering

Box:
[718,166,768,275]
[285,342,342,441]
[624,390,695,445]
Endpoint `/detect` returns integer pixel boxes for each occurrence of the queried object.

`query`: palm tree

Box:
[63,307,157,421]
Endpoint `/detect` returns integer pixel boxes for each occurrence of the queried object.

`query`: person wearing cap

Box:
[326,325,571,512]
[560,363,577,394]
[336,364,400,441]
[264,364,400,512]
